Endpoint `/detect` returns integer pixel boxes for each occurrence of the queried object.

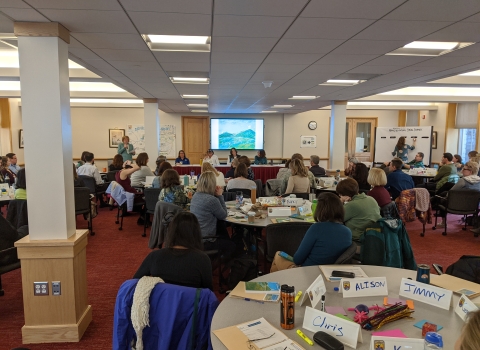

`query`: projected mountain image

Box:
[219,129,256,149]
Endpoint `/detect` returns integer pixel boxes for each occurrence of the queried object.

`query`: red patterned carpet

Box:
[1,208,479,350]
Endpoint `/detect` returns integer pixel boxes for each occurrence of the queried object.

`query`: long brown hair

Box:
[290,158,308,177]
[161,169,180,188]
[112,154,123,168]
[314,192,344,223]
[396,136,406,149]
[201,161,220,176]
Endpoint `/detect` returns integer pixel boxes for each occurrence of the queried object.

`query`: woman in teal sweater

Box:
[117,136,135,162]
[254,149,268,165]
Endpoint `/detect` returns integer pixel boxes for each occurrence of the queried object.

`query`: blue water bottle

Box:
[235,191,243,209]
[424,332,443,349]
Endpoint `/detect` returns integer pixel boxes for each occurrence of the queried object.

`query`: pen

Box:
[244,298,264,304]
[321,295,325,312]
[296,329,314,346]
[295,291,303,302]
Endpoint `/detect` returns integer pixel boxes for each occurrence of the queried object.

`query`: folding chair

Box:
[74,187,94,236]
[142,188,161,237]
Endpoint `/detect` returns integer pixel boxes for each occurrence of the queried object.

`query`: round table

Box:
[211,265,465,349]
[173,165,284,184]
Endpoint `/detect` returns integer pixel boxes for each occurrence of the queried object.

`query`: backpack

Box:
[226,255,258,290]
[446,255,480,283]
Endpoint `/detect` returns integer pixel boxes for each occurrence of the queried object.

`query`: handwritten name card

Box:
[398,278,452,310]
[370,336,424,350]
[303,306,363,349]
[341,277,388,298]
[455,294,479,322]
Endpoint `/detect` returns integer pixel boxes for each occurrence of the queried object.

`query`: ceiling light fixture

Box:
[348,102,433,106]
[380,86,480,96]
[0,81,125,92]
[187,103,208,107]
[190,109,208,113]
[181,94,209,99]
[262,81,273,88]
[70,99,143,104]
[271,105,293,108]
[143,35,211,52]
[460,70,480,76]
[289,96,319,100]
[320,80,364,86]
[170,77,209,84]
[386,41,473,57]
[261,111,277,113]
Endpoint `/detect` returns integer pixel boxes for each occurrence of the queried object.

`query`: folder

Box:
[228,282,280,303]
[430,274,480,299]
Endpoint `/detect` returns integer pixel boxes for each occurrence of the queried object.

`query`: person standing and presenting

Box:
[117,136,135,162]
[391,136,416,162]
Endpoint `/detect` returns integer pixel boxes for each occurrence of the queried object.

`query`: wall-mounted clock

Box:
[308,121,317,130]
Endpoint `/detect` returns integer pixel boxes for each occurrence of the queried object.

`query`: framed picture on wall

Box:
[19,129,24,148]
[109,129,125,148]
[432,131,437,149]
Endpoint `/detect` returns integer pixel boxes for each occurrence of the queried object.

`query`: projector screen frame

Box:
[209,118,265,150]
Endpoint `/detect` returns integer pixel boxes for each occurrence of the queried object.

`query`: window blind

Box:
[455,103,478,129]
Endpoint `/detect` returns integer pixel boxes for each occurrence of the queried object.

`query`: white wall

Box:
[419,104,450,163]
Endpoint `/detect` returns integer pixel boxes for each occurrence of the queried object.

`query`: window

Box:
[458,128,476,162]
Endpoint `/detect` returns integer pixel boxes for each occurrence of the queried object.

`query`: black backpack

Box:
[446,255,480,283]
[226,255,258,290]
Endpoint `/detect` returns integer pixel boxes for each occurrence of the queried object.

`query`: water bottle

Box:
[335,170,340,181]
[183,174,189,186]
[311,199,318,214]
[424,332,443,349]
[235,191,243,209]
[4,174,9,184]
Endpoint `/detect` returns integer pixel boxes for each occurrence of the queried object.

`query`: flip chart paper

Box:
[300,274,326,308]
[370,336,424,350]
[455,294,479,322]
[341,277,388,298]
[303,306,362,349]
[398,278,452,310]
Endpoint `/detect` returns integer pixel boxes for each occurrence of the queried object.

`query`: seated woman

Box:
[76,151,89,169]
[133,211,213,290]
[203,149,219,165]
[158,169,190,209]
[277,159,291,179]
[367,168,391,207]
[344,157,358,177]
[453,154,464,172]
[351,162,370,192]
[270,192,352,271]
[0,156,15,185]
[225,158,239,179]
[226,163,256,191]
[336,178,381,247]
[175,150,190,165]
[153,155,166,176]
[227,147,240,165]
[201,161,225,187]
[190,171,236,258]
[455,309,480,350]
[285,158,310,194]
[15,168,27,199]
[115,163,141,195]
[109,154,124,171]
[254,149,267,165]
[238,156,255,180]
[151,161,172,189]
[130,152,155,187]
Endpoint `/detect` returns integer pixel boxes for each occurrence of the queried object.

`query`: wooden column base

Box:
[15,230,92,344]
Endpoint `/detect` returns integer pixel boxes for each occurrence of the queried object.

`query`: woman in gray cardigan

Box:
[130,152,154,187]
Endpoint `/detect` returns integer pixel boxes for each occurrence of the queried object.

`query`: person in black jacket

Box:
[0,214,27,264]
[309,155,326,176]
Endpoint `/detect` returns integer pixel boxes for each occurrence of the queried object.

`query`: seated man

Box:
[385,158,415,200]
[403,152,425,169]
[309,155,326,176]
[77,152,108,207]
[6,153,21,175]
[420,153,457,193]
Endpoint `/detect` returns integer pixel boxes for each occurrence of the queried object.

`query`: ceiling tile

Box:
[354,20,452,40]
[301,0,405,19]
[256,64,309,73]
[212,37,277,53]
[72,33,147,50]
[214,0,307,16]
[420,22,480,42]
[92,48,155,62]
[120,0,212,14]
[284,18,374,39]
[69,48,102,60]
[128,12,211,36]
[250,71,298,81]
[210,71,254,79]
[27,0,122,10]
[332,39,408,55]
[0,13,14,32]
[161,62,211,72]
[213,15,295,38]
[154,51,210,63]
[384,0,480,21]
[0,1,30,8]
[348,65,400,74]
[0,8,49,21]
[211,52,267,64]
[273,38,344,54]
[81,59,116,71]
[109,60,161,70]
[263,53,321,65]
[365,55,432,66]
[315,54,378,66]
[211,63,258,72]
[38,9,137,33]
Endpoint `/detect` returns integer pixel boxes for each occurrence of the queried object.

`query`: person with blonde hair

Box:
[455,309,480,350]
[201,161,225,187]
[367,168,391,207]
[285,158,310,194]
[280,153,316,193]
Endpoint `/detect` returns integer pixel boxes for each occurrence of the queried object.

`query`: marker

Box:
[321,295,325,312]
[295,291,303,302]
[296,329,314,346]
[243,298,264,304]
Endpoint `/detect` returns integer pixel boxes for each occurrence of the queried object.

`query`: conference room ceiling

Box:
[1,1,480,112]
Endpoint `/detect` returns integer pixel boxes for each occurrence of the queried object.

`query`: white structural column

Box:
[329,100,347,170]
[143,98,160,168]
[16,23,75,240]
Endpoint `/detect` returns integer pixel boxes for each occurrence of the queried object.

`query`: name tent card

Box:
[341,277,388,298]
[300,274,326,308]
[398,278,452,310]
[455,294,479,322]
[370,336,424,350]
[303,306,363,349]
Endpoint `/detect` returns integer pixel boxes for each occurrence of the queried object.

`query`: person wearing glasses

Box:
[203,149,220,165]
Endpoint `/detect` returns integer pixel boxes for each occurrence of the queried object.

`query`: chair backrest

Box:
[107,159,113,167]
[144,187,161,213]
[74,187,90,214]
[447,190,480,213]
[380,201,400,219]
[228,188,251,198]
[222,191,236,202]
[6,199,28,229]
[148,201,183,249]
[254,179,263,197]
[284,193,309,200]
[265,179,282,196]
[106,171,118,182]
[334,242,357,264]
[78,175,96,194]
[265,222,312,261]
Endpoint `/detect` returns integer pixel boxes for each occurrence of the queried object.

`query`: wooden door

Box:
[344,118,377,168]
[182,116,209,164]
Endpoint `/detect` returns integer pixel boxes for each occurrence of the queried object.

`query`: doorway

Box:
[182,116,209,164]
[345,118,377,167]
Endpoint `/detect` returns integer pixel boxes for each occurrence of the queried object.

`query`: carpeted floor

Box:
[1,208,479,349]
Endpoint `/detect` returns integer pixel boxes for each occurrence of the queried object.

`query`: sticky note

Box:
[372,329,407,338]
[413,319,443,331]
[407,300,414,309]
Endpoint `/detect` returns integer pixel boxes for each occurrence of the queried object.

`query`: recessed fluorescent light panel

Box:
[386,41,473,57]
[271,105,294,108]
[261,111,277,113]
[187,104,208,107]
[143,35,211,52]
[380,86,480,96]
[460,70,480,77]
[191,110,208,113]
[0,81,125,92]
[170,77,209,84]
[289,96,319,100]
[182,94,208,99]
[348,102,432,106]
[70,99,142,104]
[320,80,365,86]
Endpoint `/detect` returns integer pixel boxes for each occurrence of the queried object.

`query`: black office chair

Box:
[228,188,251,198]
[106,170,118,183]
[334,242,357,264]
[433,190,480,236]
[78,175,107,206]
[222,192,236,201]
[143,188,161,237]
[74,187,94,236]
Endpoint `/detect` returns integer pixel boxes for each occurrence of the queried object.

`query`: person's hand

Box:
[383,161,390,167]
[214,186,224,196]
[339,195,351,203]
[131,163,140,171]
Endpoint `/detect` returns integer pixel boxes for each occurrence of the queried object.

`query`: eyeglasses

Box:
[463,167,472,171]
[246,332,275,349]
